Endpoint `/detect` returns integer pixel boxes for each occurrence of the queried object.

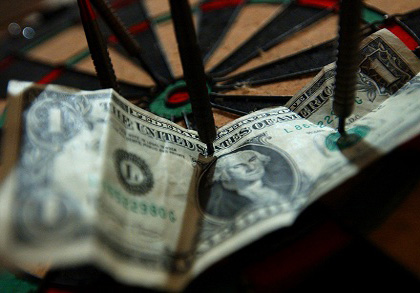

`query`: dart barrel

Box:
[333,0,363,119]
[169,0,216,153]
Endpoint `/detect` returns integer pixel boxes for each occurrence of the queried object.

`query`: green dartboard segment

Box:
[150,80,191,119]
[363,7,386,24]
[149,80,212,120]
[0,106,7,129]
[0,271,38,293]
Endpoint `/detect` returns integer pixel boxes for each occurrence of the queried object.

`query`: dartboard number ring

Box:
[114,149,154,195]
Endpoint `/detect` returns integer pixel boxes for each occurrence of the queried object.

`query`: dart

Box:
[77,0,120,92]
[168,0,216,156]
[333,0,363,134]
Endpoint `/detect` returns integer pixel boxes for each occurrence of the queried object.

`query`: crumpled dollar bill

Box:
[0,28,420,290]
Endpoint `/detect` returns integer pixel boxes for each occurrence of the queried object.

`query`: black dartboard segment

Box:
[197,0,245,63]
[210,92,292,115]
[399,8,420,42]
[0,56,52,98]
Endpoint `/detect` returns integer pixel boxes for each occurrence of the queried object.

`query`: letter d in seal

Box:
[114,149,154,195]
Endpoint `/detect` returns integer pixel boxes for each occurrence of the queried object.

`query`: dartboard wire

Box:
[89,0,169,88]
[210,92,292,103]
[386,15,420,49]
[210,101,248,116]
[211,36,354,89]
[182,110,193,129]
[209,92,292,115]
[196,0,247,64]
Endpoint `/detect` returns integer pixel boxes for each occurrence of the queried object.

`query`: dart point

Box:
[338,117,345,135]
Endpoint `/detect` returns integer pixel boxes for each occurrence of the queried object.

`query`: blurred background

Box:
[0,0,75,37]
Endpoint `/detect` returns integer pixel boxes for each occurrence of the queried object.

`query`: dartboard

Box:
[1,0,419,129]
[1,0,420,290]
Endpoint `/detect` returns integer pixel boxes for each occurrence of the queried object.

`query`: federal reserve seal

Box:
[114,149,154,195]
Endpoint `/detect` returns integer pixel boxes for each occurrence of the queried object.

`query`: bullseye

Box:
[149,80,193,119]
[166,88,190,108]
[149,80,210,120]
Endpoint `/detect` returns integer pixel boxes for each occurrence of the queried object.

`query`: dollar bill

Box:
[1,28,420,290]
[286,29,420,127]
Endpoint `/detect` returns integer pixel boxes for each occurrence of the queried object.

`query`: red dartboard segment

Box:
[382,23,420,51]
[108,20,151,43]
[110,0,137,10]
[0,56,15,72]
[36,68,65,84]
[129,20,151,35]
[200,0,244,12]
[166,90,190,106]
[296,0,339,10]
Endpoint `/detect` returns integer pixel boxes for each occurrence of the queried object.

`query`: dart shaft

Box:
[333,0,363,131]
[338,117,345,134]
[77,0,120,92]
[169,0,216,155]
[89,0,166,87]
